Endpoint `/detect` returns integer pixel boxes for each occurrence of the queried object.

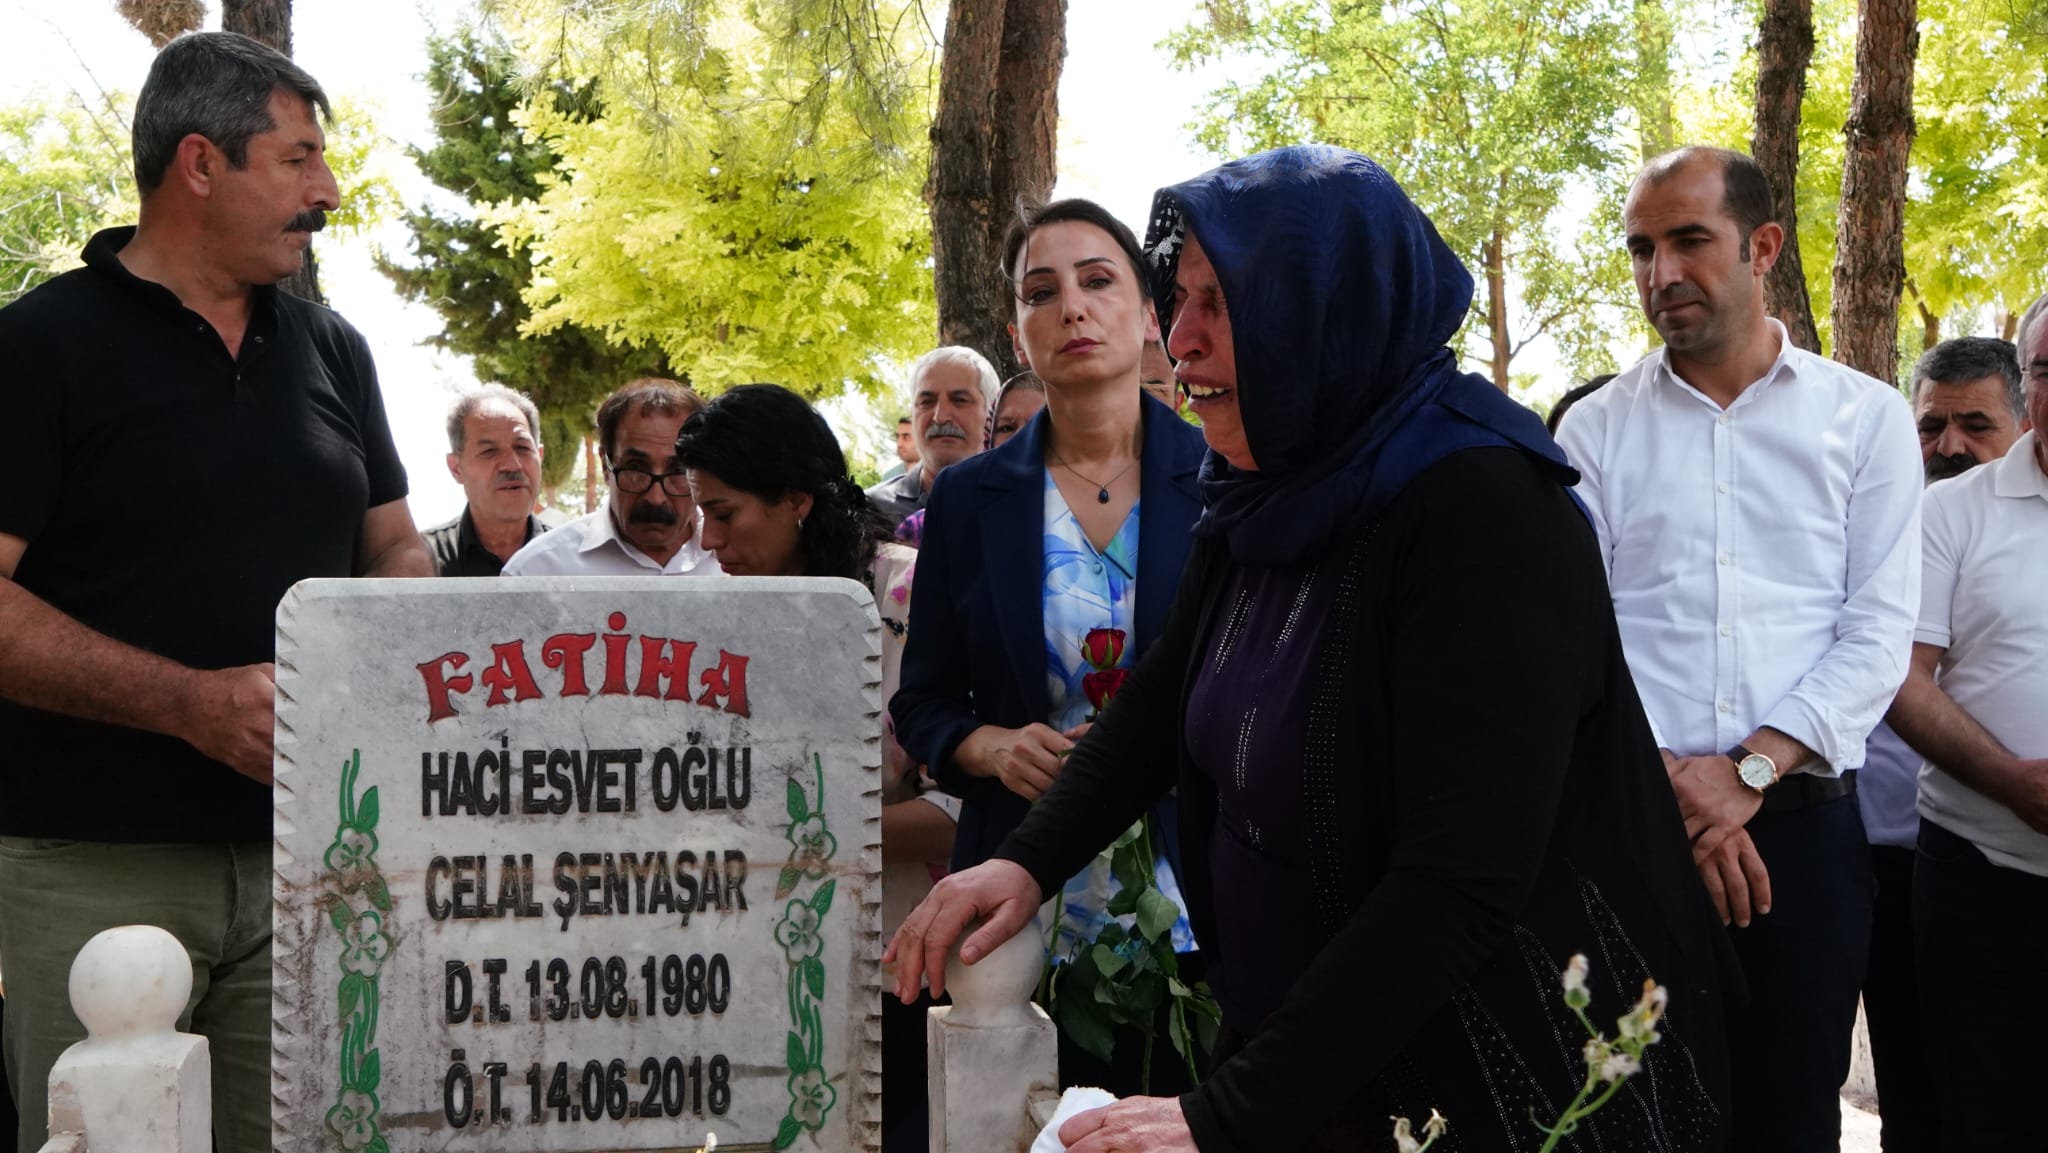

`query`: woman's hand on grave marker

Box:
[883,857,1039,1003]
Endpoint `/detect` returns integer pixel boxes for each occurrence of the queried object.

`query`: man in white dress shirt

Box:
[503,378,723,577]
[1856,336,2027,1153]
[1555,146,1921,1151]
[1885,292,2048,1152]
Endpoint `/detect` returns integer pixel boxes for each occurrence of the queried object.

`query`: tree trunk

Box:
[1484,228,1510,392]
[584,437,599,514]
[1751,0,1822,353]
[1907,279,1939,350]
[1829,0,1917,385]
[223,0,322,303]
[926,0,1065,377]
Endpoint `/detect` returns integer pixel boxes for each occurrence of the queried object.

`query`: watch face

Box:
[1738,755,1776,790]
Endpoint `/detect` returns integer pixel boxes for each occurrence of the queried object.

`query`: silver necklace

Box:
[1051,452,1136,504]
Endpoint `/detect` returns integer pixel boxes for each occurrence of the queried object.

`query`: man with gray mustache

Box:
[0,31,430,1153]
[1554,146,1921,1151]
[867,346,999,531]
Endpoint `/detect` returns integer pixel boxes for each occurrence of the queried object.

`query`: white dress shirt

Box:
[1554,320,1922,775]
[1914,431,2048,876]
[500,497,722,577]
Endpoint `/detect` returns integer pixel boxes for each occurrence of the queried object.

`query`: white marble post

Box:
[926,922,1058,1153]
[37,926,209,1153]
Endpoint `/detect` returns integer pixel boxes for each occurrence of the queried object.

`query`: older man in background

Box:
[424,384,548,576]
[503,378,720,577]
[866,347,997,530]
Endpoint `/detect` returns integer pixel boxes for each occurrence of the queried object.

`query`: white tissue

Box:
[1029,1087,1119,1153]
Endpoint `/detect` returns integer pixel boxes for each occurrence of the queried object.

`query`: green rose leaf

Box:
[1135,888,1181,942]
[786,1030,808,1073]
[357,786,380,831]
[775,1114,803,1150]
[1110,840,1150,894]
[1088,943,1129,979]
[787,779,809,822]
[1168,1001,1195,1068]
[808,878,836,917]
[1127,971,1168,1013]
[776,865,802,899]
[1105,887,1142,917]
[804,955,825,1000]
[1167,977,1192,997]
[1055,992,1116,1064]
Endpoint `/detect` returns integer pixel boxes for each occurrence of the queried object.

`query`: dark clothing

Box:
[996,448,1734,1153]
[1183,557,1332,1038]
[1726,796,1875,1152]
[892,396,1209,873]
[0,227,407,843]
[1864,841,1939,1153]
[1916,820,2048,1153]
[864,467,928,531]
[423,508,545,576]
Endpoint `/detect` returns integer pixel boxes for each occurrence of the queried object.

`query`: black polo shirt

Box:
[424,508,546,576]
[0,227,408,843]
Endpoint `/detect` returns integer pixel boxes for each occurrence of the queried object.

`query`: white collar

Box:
[1993,431,2048,502]
[1651,318,1798,410]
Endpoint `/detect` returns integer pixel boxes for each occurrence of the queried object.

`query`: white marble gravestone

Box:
[272,578,881,1153]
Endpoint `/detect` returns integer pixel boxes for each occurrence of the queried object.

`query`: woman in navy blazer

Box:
[889,198,1209,1097]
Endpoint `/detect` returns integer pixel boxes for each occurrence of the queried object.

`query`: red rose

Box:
[1082,667,1130,713]
[1082,627,1127,671]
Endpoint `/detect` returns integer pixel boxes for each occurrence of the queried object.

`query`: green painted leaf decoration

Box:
[786,1030,808,1073]
[365,874,393,912]
[356,786,380,831]
[324,896,350,934]
[360,1048,381,1090]
[774,1115,803,1150]
[803,955,825,1000]
[775,865,802,900]
[787,778,809,822]
[338,975,362,1018]
[808,878,835,917]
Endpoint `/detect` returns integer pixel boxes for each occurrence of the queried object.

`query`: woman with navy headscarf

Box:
[887,148,1734,1151]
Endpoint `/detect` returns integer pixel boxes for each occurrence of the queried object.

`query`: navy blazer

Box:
[891,394,1209,873]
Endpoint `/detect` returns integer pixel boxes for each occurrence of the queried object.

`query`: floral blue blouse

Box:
[1041,469,1197,958]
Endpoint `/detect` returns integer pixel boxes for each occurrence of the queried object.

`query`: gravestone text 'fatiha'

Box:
[272,578,882,1153]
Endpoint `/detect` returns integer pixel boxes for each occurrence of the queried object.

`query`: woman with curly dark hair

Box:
[674,381,955,1151]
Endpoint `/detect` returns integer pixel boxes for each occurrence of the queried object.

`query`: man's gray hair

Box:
[2018,291,2048,378]
[1909,336,2024,420]
[446,384,542,453]
[908,346,1000,418]
[132,31,332,196]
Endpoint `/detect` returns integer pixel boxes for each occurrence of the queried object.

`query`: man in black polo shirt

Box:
[0,33,430,1153]
[423,384,549,576]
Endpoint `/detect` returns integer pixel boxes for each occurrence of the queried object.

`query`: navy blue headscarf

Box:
[1144,146,1578,566]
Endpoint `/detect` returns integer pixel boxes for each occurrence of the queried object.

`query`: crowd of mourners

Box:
[1,28,2044,1153]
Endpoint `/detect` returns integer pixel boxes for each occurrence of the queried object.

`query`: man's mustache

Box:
[627,501,679,526]
[1925,452,1977,482]
[286,210,327,233]
[494,471,529,487]
[926,421,970,441]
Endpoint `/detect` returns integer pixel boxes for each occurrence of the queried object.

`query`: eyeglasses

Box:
[607,464,691,497]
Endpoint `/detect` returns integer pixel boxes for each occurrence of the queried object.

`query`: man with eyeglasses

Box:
[502,378,723,577]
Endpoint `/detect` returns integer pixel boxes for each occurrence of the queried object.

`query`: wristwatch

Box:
[1727,744,1779,793]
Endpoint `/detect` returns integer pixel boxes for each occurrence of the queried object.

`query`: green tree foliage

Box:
[0,91,393,305]
[1685,0,2048,358]
[375,33,658,489]
[480,3,936,400]
[1167,0,1650,388]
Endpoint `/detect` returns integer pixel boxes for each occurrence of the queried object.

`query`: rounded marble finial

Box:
[68,925,192,1038]
[944,917,1042,1028]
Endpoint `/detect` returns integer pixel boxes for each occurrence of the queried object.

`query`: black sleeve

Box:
[888,471,998,800]
[0,326,61,542]
[342,320,408,508]
[1179,452,1600,1152]
[992,538,1217,898]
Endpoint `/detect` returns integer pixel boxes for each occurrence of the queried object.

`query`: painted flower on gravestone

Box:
[1082,627,1126,671]
[338,911,393,977]
[786,1067,837,1130]
[325,1088,380,1151]
[773,899,824,965]
[788,813,838,878]
[323,826,379,891]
